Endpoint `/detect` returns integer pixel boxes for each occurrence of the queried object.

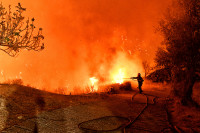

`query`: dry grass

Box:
[1,79,24,85]
[0,84,103,131]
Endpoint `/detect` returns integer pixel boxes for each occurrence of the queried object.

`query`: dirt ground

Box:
[166,82,200,133]
[0,83,199,133]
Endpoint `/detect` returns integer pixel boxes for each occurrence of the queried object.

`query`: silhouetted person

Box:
[131,73,144,93]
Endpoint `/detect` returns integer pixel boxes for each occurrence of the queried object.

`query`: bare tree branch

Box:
[0,3,44,57]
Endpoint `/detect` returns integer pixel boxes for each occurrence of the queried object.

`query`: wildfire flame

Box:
[112,69,125,84]
[89,77,98,92]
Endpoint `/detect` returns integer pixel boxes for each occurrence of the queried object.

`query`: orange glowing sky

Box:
[1,0,172,91]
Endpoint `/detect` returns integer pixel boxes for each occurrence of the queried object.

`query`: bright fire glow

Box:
[89,77,98,92]
[0,1,171,94]
[112,69,125,84]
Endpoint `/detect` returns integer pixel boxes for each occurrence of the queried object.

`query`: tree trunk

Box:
[172,67,197,106]
[181,68,196,105]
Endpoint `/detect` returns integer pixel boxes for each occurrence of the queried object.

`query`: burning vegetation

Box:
[0,0,200,132]
[0,0,172,93]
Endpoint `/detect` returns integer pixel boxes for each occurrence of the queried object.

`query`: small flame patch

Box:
[89,77,98,92]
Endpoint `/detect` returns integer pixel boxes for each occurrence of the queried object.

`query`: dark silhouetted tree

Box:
[142,60,151,78]
[156,0,200,105]
[0,3,44,57]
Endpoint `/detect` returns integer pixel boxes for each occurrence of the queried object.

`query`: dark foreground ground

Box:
[0,83,199,133]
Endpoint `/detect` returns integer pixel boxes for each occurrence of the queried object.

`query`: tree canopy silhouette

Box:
[0,3,44,57]
[155,0,200,105]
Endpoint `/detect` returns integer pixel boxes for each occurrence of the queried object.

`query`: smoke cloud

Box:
[0,0,172,92]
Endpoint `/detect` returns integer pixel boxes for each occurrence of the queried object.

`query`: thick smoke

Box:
[0,0,172,92]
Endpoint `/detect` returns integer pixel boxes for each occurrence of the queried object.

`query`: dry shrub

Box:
[55,87,67,95]
[106,82,133,94]
[12,79,23,85]
[2,79,23,85]
[73,86,84,95]
[106,84,120,94]
[84,86,91,94]
[109,86,119,94]
[119,82,132,91]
